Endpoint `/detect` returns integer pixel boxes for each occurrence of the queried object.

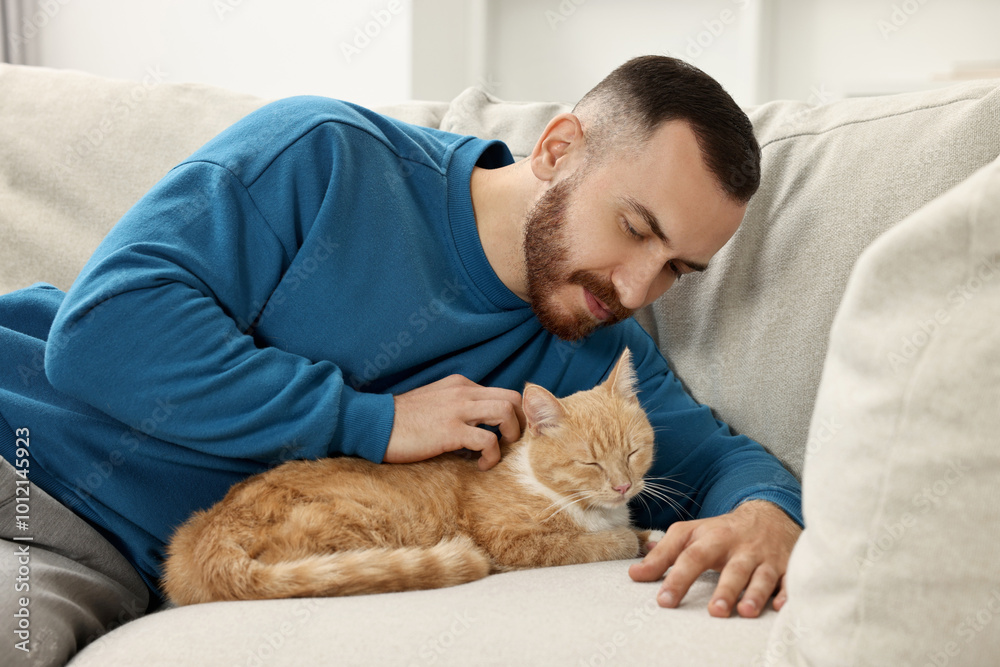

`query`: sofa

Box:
[1,63,999,666]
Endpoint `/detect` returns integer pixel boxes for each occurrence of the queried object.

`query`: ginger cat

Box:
[162,347,657,605]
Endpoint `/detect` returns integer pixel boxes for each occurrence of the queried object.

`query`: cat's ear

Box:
[605,347,639,399]
[522,383,565,436]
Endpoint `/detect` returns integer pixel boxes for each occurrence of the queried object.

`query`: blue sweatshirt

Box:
[0,96,801,597]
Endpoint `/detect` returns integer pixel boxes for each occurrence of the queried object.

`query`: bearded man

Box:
[0,55,802,666]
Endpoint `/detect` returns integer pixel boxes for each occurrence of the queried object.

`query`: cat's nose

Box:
[614,483,631,496]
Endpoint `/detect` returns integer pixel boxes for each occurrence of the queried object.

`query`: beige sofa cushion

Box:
[438,88,569,160]
[69,556,780,667]
[638,79,1000,479]
[766,154,1000,666]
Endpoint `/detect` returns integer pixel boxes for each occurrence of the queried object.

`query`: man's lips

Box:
[584,289,613,321]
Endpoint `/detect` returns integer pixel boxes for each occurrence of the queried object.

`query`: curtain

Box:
[1,0,31,65]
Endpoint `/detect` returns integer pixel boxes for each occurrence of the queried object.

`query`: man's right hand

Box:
[384,375,526,471]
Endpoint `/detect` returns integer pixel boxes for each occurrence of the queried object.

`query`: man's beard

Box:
[523,171,633,341]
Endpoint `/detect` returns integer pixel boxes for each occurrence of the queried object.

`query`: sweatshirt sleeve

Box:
[620,323,804,530]
[44,159,394,465]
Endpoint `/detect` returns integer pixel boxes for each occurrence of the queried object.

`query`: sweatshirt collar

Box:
[447,137,529,311]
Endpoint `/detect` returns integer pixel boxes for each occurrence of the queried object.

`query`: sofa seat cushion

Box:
[68,560,776,667]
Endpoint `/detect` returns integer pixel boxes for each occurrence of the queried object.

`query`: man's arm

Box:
[44,159,396,464]
[44,153,519,469]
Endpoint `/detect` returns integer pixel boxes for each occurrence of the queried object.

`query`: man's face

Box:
[523,119,747,341]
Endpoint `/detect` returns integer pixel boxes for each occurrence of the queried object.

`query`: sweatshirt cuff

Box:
[728,487,804,529]
[333,387,395,464]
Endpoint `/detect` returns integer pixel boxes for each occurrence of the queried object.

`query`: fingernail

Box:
[713,599,728,613]
[658,591,675,607]
[743,598,757,612]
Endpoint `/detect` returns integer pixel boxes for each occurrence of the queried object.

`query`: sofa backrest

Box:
[0,66,260,293]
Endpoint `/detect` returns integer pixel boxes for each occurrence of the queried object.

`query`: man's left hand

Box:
[628,500,802,617]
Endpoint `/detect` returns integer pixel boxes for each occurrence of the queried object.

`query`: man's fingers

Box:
[460,389,524,445]
[657,541,723,609]
[498,388,527,433]
[709,556,757,617]
[459,425,502,471]
[772,576,788,611]
[735,563,781,618]
[628,522,693,584]
[486,399,523,445]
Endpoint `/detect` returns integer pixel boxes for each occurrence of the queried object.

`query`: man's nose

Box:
[614,253,669,310]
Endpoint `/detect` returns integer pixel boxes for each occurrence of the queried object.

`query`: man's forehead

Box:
[605,141,745,269]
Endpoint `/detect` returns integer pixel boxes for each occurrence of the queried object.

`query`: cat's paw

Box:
[633,529,656,557]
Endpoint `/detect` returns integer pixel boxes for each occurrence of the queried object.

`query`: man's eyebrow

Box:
[619,195,710,273]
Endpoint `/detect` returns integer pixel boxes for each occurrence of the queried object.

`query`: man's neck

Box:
[469,160,536,302]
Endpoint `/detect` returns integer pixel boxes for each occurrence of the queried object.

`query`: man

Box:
[0,55,801,665]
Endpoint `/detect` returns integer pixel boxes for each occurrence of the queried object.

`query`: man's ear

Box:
[522,383,565,436]
[529,112,586,182]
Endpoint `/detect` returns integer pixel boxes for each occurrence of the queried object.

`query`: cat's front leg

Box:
[566,526,643,564]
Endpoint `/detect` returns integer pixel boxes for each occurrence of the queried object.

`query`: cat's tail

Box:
[163,532,492,605]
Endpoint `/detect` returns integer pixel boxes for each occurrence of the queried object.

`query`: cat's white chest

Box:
[510,449,630,532]
[571,503,629,532]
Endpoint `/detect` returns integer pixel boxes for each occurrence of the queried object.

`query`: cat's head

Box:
[521,347,654,509]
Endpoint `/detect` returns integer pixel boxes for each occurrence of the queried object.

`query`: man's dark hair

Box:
[573,55,761,204]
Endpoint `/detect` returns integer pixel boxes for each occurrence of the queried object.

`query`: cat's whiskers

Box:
[631,490,652,516]
[540,492,599,523]
[636,481,697,520]
[641,479,697,502]
[638,490,692,521]
[537,490,590,517]
[642,480,701,510]
[642,474,699,491]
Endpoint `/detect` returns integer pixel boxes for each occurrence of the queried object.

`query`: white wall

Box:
[463,0,1000,107]
[476,0,763,106]
[16,0,1000,108]
[25,0,413,107]
[768,0,1000,101]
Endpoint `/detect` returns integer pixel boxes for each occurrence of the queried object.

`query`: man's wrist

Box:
[732,498,799,527]
[728,488,804,529]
